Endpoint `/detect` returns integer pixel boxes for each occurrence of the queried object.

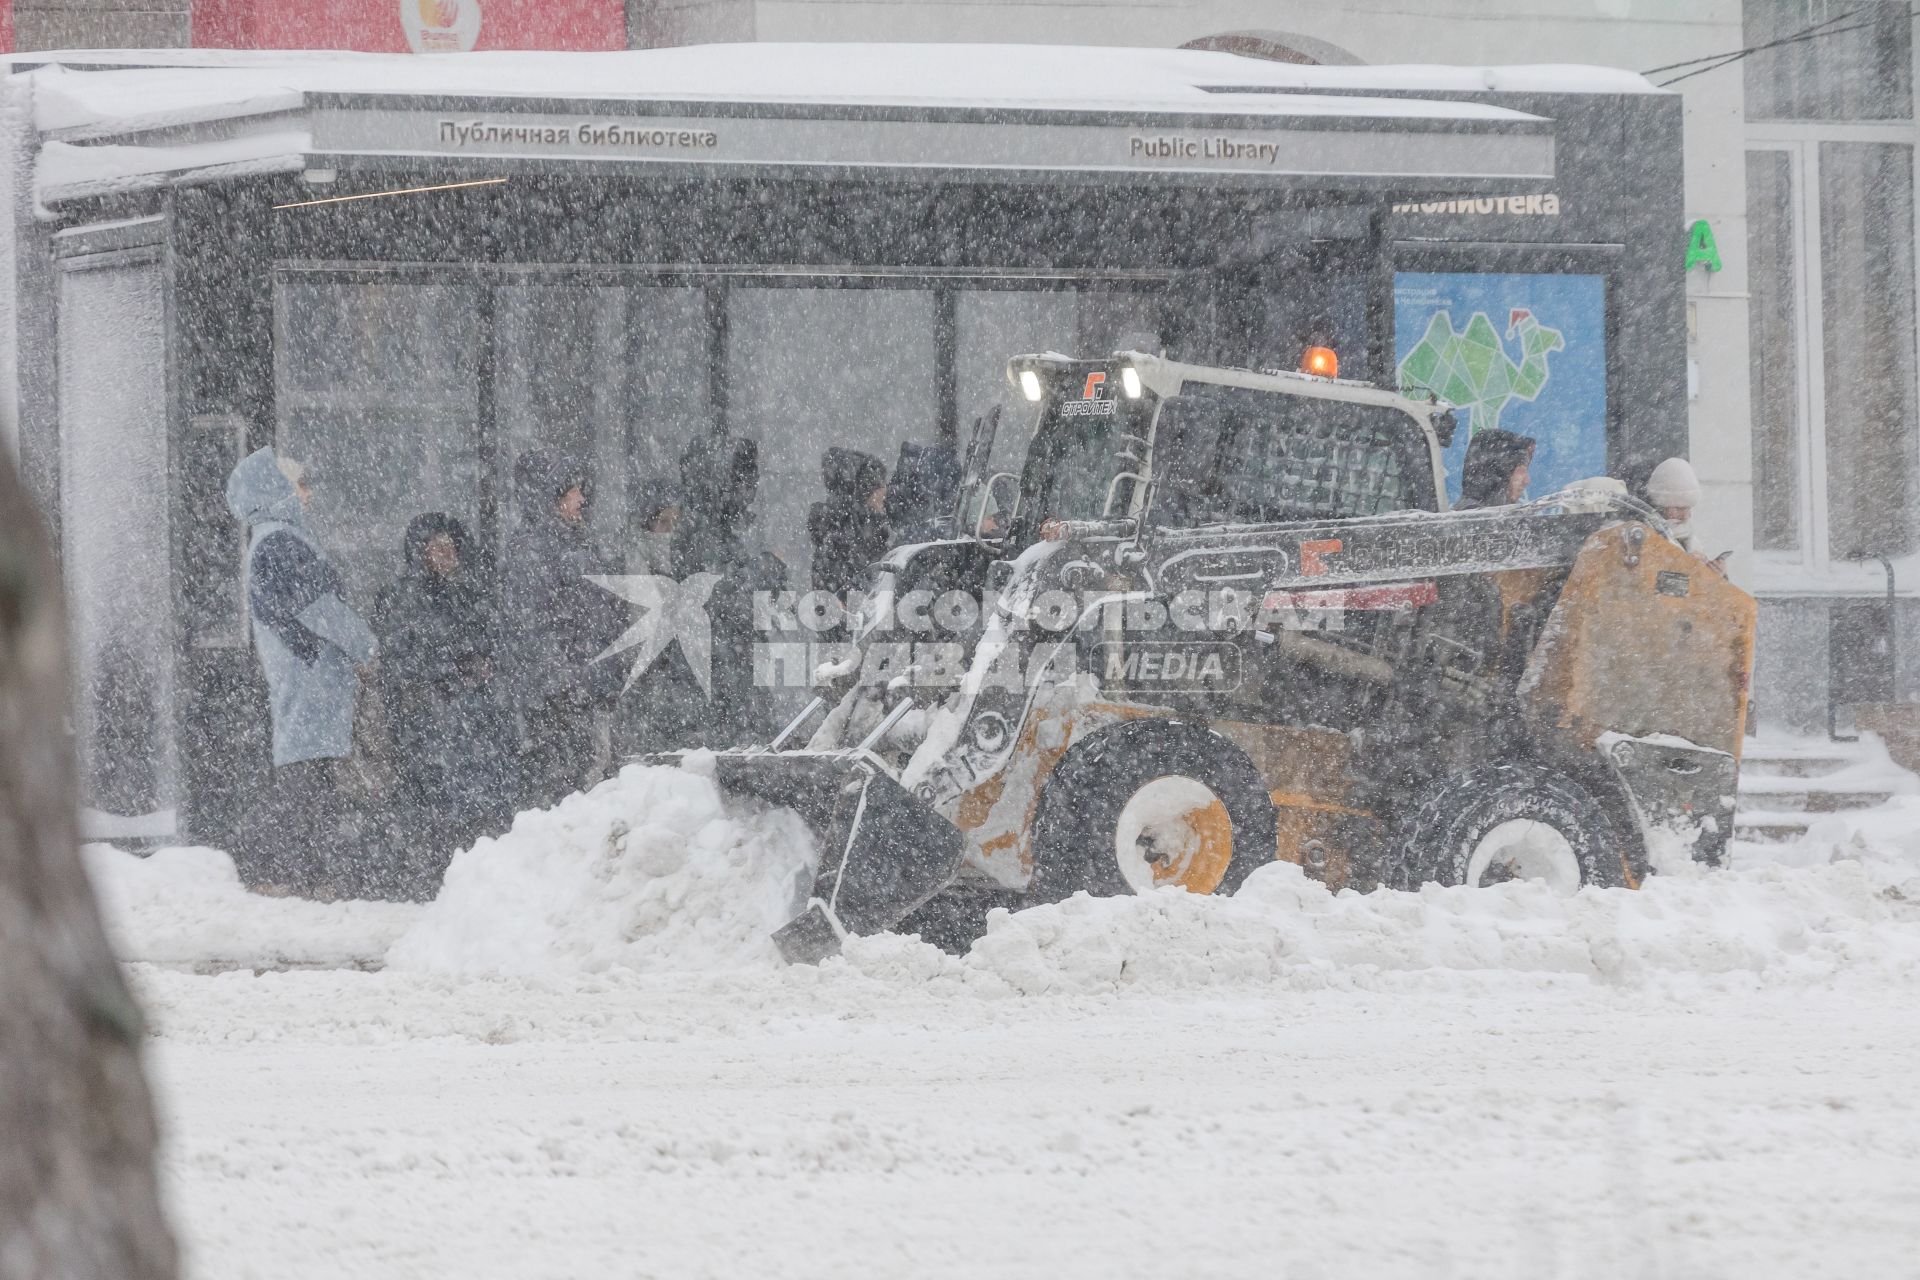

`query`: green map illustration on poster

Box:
[1397,308,1564,432]
[1393,272,1607,501]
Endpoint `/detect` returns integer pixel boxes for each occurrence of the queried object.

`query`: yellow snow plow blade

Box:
[1523,523,1755,756]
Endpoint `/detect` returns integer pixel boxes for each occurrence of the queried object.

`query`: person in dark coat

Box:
[666,435,788,747]
[225,447,377,896]
[370,513,513,895]
[610,479,687,757]
[887,440,962,542]
[499,451,623,809]
[808,447,890,602]
[1455,429,1536,509]
[630,479,683,576]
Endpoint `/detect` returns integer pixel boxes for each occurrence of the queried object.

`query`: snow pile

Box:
[83,843,417,969]
[1743,795,1920,871]
[943,859,1920,997]
[386,760,818,976]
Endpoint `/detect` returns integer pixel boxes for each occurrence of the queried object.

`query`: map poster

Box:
[1393,271,1608,504]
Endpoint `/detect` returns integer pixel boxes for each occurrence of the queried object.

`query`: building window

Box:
[1746,0,1920,582]
[1744,139,1920,569]
[1746,150,1802,551]
[1744,0,1913,122]
[1819,141,1918,557]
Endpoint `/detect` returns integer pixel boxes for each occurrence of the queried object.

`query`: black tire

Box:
[1392,758,1637,891]
[1028,719,1277,901]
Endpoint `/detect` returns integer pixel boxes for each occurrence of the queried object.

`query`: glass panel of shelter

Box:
[59,253,177,822]
[725,285,939,583]
[494,284,629,556]
[274,278,485,608]
[492,284,710,574]
[273,274,1171,614]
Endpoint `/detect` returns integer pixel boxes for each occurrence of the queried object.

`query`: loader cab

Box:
[1151,379,1445,526]
[992,352,1452,547]
[994,356,1161,545]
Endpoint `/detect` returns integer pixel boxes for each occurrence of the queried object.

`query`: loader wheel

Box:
[1394,760,1634,893]
[1029,720,1276,901]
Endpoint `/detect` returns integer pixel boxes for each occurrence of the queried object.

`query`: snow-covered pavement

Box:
[87,758,1920,1278]
[137,966,1920,1279]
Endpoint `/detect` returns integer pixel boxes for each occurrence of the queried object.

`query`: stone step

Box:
[1737,754,1855,780]
[1730,733,1915,848]
[1732,787,1895,813]
[1730,823,1813,847]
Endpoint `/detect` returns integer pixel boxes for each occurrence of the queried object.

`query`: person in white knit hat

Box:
[1645,457,1701,545]
[1645,456,1726,572]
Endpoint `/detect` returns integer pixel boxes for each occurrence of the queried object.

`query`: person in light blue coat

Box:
[225,446,376,894]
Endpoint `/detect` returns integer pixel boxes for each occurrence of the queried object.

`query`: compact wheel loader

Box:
[662,352,1756,963]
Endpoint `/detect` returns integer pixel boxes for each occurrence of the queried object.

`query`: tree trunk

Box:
[0,452,176,1278]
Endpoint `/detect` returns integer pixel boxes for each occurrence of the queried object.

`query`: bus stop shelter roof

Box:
[6,44,1652,208]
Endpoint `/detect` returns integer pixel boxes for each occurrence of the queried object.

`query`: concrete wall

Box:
[629,0,752,47]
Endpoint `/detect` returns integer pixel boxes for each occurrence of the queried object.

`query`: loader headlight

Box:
[1019,369,1044,402]
[1120,366,1142,399]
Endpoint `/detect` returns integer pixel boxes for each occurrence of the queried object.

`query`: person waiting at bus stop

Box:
[225,446,377,897]
[1645,455,1702,552]
[809,446,890,615]
[371,512,513,894]
[500,451,623,809]
[1454,428,1537,509]
[670,435,787,748]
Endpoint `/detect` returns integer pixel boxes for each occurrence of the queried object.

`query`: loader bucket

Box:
[655,750,967,964]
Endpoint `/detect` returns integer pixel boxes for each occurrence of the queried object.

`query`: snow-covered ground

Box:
[87,757,1920,1279]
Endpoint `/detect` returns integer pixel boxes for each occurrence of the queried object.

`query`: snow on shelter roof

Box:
[9,45,1660,129]
[4,44,1637,207]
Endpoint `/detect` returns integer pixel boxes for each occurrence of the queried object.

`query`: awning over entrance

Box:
[10,43,1573,208]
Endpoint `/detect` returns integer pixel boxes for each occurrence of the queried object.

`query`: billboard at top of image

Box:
[1393,272,1607,504]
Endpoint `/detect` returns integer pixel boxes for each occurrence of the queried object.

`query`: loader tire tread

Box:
[1028,719,1276,902]
[1391,757,1638,891]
